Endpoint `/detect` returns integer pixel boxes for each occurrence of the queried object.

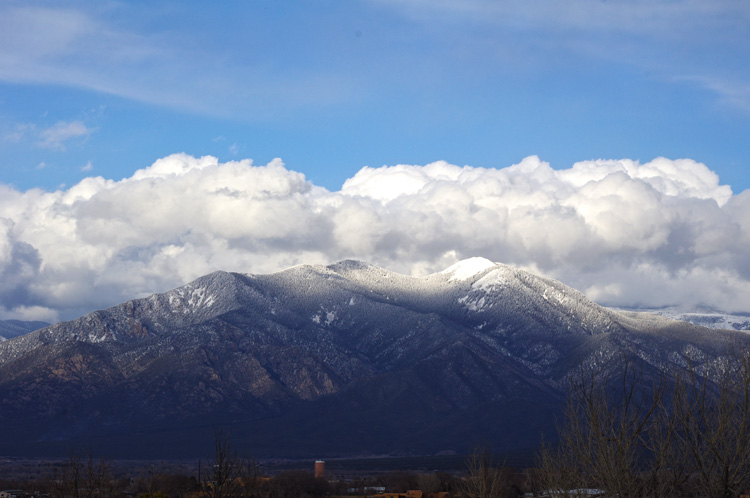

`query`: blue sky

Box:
[2,0,749,192]
[1,1,750,321]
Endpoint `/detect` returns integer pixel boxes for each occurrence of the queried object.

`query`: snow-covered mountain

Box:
[0,258,744,458]
[0,319,50,341]
[612,306,750,331]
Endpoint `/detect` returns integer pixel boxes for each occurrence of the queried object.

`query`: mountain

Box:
[0,319,51,341]
[0,258,745,459]
[615,306,750,331]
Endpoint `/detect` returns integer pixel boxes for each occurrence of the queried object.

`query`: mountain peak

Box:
[440,257,497,281]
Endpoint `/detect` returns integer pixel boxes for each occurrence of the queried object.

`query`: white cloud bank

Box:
[0,153,748,322]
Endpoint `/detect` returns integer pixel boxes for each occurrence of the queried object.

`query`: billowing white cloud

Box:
[0,153,748,321]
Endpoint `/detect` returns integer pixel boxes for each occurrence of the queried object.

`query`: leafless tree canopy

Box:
[462,446,511,498]
[535,344,750,498]
[53,452,117,498]
[203,426,263,498]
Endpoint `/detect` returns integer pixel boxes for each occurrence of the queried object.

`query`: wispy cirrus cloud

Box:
[37,120,92,150]
[0,5,165,87]
[0,4,358,119]
[373,0,750,111]
[2,123,35,143]
[3,119,93,151]
[0,153,747,322]
[1,0,748,122]
[377,0,750,34]
[678,76,750,112]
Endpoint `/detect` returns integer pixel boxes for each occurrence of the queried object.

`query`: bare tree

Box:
[674,345,750,498]
[418,473,441,494]
[534,438,586,498]
[204,426,244,498]
[535,343,750,498]
[640,394,690,498]
[534,358,667,498]
[53,451,118,498]
[240,455,263,498]
[54,453,85,498]
[572,361,661,497]
[462,446,505,498]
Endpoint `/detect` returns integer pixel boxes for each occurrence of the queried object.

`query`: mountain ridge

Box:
[0,319,50,342]
[0,259,745,458]
[613,305,750,331]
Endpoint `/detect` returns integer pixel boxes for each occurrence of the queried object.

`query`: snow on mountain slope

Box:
[0,258,716,363]
[441,257,497,281]
[613,306,750,331]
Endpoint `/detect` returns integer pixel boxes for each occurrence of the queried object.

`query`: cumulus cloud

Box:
[0,153,748,321]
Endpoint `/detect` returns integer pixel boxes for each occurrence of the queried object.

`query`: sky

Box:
[1,0,749,322]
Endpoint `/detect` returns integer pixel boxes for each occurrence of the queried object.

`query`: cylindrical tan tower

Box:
[314,460,325,479]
